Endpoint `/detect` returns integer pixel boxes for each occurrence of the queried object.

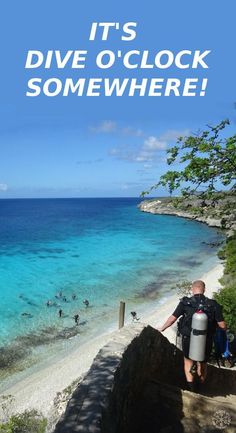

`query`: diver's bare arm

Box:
[217,320,227,331]
[158,315,177,332]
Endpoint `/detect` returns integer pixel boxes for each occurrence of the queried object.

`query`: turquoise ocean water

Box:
[0,198,224,383]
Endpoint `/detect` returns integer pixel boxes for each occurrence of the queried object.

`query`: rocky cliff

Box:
[139,194,236,234]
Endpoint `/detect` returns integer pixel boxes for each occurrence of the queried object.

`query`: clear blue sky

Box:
[0,0,235,198]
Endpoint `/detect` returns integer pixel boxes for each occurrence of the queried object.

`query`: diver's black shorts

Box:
[182,335,213,361]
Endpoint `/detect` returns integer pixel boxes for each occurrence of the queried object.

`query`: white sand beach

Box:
[0,262,224,420]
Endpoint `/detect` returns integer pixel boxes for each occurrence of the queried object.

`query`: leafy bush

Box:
[0,410,47,433]
[144,120,236,197]
[223,234,236,282]
[215,286,236,332]
[215,231,236,333]
[217,245,226,260]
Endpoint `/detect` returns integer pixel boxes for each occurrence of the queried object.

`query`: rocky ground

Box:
[139,194,236,235]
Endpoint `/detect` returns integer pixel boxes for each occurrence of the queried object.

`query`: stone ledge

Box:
[53,324,144,433]
[54,324,236,433]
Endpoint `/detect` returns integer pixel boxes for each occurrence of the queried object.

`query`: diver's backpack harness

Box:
[176,296,218,362]
[175,296,236,367]
[177,296,216,338]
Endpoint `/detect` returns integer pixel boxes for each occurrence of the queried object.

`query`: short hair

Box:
[192,280,205,290]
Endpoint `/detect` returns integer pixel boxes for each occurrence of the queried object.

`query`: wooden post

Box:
[119,301,125,329]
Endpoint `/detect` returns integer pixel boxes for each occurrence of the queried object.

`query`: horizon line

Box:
[0,195,165,200]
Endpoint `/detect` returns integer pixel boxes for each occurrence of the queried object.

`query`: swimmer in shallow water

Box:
[83,299,89,307]
[21,312,33,318]
[58,309,63,318]
[74,314,80,325]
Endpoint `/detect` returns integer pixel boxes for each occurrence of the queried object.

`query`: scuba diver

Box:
[74,314,80,325]
[130,311,140,322]
[83,299,89,307]
[21,312,33,318]
[158,280,226,392]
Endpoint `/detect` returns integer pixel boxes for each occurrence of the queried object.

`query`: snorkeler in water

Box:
[74,314,80,325]
[83,299,89,307]
[21,312,33,318]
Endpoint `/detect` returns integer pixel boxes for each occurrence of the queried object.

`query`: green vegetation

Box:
[215,232,236,333]
[142,120,236,197]
[141,120,236,332]
[0,408,47,433]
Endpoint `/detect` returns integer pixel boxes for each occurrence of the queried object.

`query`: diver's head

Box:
[191,280,205,295]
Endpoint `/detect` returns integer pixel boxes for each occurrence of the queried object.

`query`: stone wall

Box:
[101,325,186,433]
[54,324,236,433]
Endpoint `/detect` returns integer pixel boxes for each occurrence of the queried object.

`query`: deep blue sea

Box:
[0,198,224,379]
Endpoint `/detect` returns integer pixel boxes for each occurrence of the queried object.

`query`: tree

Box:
[143,120,236,197]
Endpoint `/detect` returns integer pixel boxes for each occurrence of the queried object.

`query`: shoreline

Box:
[0,261,224,421]
[138,196,236,237]
[139,200,223,229]
[139,197,236,235]
[0,238,222,392]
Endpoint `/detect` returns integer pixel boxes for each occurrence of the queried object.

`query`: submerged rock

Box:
[0,325,80,374]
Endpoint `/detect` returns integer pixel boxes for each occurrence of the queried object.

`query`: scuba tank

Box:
[189,304,208,361]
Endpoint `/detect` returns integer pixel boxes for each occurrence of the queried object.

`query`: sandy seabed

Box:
[0,263,224,419]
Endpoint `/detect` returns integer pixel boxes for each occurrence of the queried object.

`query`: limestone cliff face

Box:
[139,195,236,234]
